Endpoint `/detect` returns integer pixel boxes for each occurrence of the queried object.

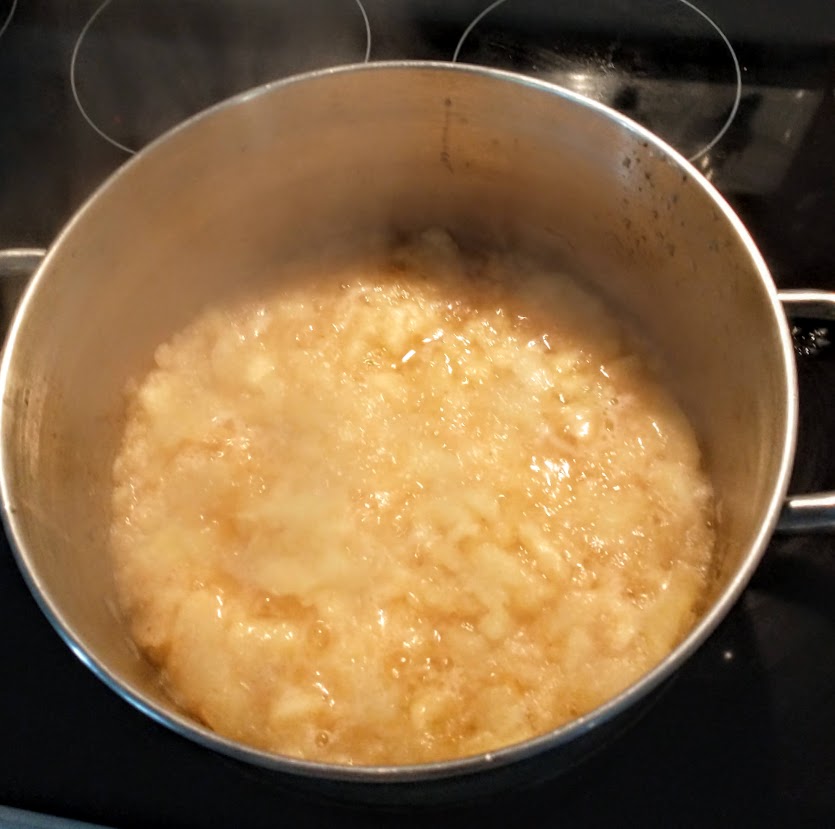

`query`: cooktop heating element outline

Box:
[0,0,18,42]
[453,0,742,163]
[71,0,372,155]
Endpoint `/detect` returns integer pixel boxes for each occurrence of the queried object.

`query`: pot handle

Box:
[777,289,835,532]
[0,248,46,333]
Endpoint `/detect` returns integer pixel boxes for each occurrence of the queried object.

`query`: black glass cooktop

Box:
[0,1,833,826]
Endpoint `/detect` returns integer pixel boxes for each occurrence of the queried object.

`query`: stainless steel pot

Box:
[1,62,833,804]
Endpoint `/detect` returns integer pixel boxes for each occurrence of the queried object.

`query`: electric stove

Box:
[0,1,833,826]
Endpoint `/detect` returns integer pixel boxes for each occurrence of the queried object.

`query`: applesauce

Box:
[110,229,715,765]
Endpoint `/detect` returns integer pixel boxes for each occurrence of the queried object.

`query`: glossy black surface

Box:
[1,1,833,826]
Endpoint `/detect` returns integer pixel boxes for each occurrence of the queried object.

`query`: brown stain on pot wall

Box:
[440,97,454,173]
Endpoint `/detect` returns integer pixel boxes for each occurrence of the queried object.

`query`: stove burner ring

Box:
[70,0,372,155]
[0,0,18,41]
[454,0,741,163]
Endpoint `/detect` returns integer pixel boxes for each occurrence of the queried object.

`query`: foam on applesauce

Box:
[110,229,715,765]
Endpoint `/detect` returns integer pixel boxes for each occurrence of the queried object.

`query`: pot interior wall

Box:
[2,66,791,725]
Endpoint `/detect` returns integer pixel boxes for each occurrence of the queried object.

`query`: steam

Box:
[71,0,372,154]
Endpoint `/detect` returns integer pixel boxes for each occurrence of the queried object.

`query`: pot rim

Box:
[0,60,799,784]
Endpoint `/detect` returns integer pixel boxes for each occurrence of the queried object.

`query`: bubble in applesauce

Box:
[110,229,715,765]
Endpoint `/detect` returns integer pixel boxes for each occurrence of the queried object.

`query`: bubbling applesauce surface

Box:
[110,229,715,766]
